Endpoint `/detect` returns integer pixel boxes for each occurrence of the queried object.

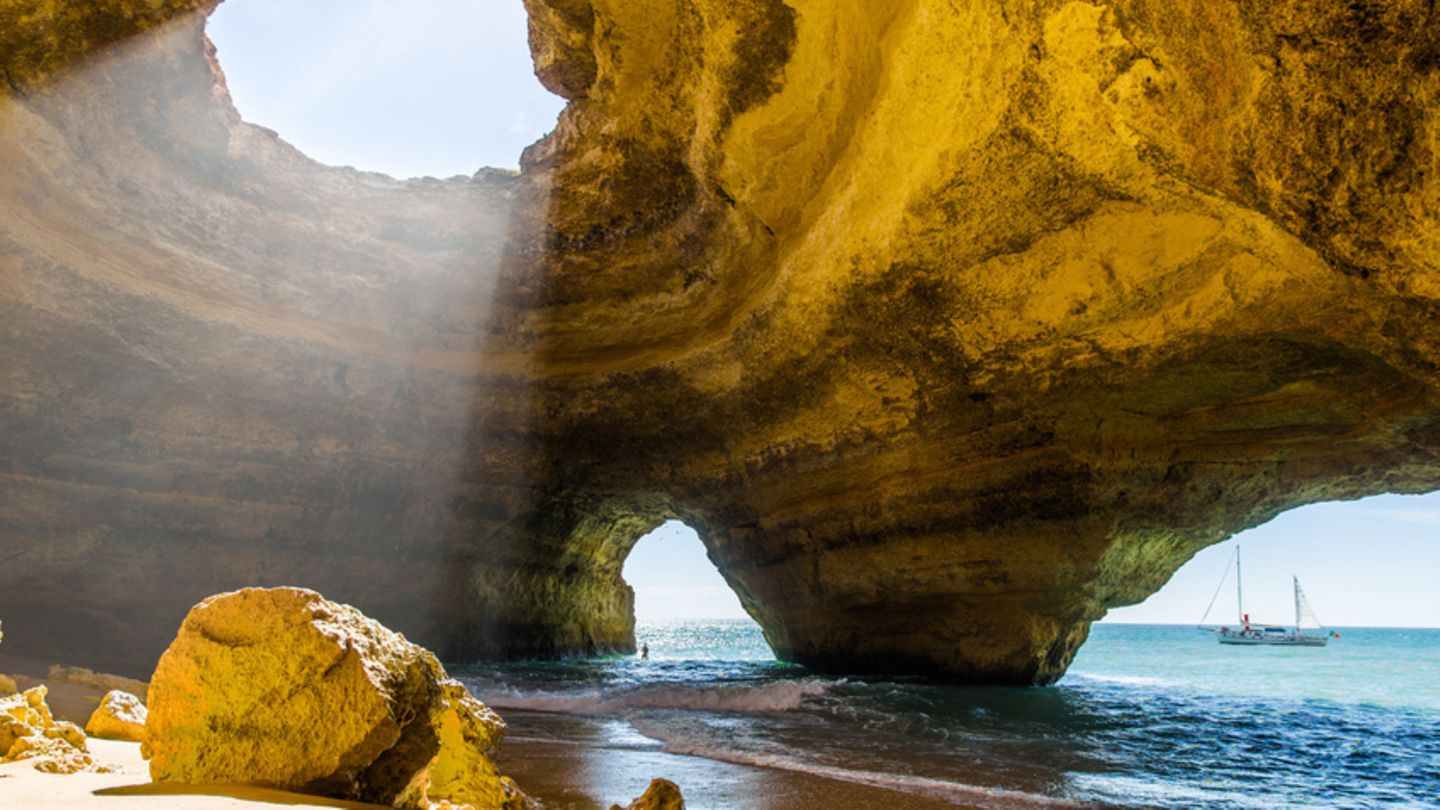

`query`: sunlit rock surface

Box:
[1,1,1439,684]
[610,778,686,810]
[1,685,110,773]
[142,588,531,809]
[84,690,146,742]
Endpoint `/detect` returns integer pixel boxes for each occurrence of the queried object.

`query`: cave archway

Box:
[622,520,770,661]
[1100,491,1440,629]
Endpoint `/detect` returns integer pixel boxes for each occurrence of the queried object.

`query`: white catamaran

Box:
[1198,546,1335,646]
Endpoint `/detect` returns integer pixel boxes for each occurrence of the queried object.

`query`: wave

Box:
[1065,673,1172,688]
[629,718,1086,810]
[479,678,830,715]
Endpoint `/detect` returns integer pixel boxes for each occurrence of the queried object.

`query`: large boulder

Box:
[142,588,533,810]
[85,690,147,742]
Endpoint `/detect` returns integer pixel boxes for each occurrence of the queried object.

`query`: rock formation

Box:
[142,587,532,810]
[84,690,147,742]
[1,685,112,773]
[610,778,686,810]
[46,667,149,702]
[0,1,1438,684]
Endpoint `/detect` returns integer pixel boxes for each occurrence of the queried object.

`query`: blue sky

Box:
[207,0,563,176]
[1102,492,1440,628]
[208,2,1439,630]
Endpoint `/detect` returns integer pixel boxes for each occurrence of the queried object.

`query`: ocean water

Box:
[455,621,1440,808]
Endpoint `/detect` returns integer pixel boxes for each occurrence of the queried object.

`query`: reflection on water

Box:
[457,621,1440,809]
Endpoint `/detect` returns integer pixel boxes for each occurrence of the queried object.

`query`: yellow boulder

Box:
[85,690,147,742]
[0,685,109,773]
[3,685,54,729]
[610,779,686,810]
[143,587,532,810]
[5,734,114,774]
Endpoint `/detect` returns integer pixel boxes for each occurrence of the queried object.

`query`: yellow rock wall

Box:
[0,0,1437,683]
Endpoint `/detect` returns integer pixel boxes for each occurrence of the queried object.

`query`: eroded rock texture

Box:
[84,689,146,742]
[1,1,1438,684]
[143,588,531,809]
[1,685,107,773]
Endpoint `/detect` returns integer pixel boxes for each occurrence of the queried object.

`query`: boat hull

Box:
[1216,634,1328,647]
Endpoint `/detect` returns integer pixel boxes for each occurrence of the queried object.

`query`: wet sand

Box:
[496,709,978,810]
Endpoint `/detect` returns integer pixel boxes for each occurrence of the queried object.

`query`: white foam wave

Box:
[479,679,829,715]
[632,721,1086,810]
[1067,672,1172,688]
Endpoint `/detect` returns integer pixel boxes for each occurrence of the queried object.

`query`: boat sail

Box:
[1198,546,1335,647]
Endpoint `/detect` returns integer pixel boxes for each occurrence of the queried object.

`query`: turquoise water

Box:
[456,621,1440,808]
[1072,624,1440,713]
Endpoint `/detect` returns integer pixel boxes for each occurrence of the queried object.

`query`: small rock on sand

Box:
[86,690,147,742]
[610,778,686,810]
[1,685,114,774]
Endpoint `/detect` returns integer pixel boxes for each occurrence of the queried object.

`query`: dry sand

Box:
[0,740,385,809]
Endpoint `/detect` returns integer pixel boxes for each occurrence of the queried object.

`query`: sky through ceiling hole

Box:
[206,0,564,178]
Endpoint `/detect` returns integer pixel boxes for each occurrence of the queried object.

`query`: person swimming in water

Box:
[640,643,649,660]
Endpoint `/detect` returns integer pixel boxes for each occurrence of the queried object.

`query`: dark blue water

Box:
[455,622,1440,808]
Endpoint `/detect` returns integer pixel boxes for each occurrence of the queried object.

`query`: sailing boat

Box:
[1198,546,1334,647]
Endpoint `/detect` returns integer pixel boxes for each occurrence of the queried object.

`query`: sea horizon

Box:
[632,615,1440,631]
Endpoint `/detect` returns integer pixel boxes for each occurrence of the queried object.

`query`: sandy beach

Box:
[2,631,980,809]
[0,739,386,810]
[0,723,972,810]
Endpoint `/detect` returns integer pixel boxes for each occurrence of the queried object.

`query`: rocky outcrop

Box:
[0,1,1438,684]
[1,685,112,773]
[47,667,149,702]
[142,588,532,810]
[610,778,686,810]
[84,690,146,742]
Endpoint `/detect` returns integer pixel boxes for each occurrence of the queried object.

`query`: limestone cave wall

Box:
[1,0,1437,683]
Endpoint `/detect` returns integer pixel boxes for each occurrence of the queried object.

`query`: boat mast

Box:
[1293,575,1301,632]
[1236,546,1244,625]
